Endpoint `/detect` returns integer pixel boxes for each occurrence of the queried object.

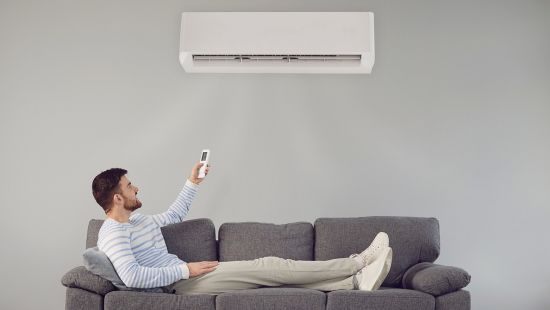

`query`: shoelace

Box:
[363,245,380,262]
[351,244,382,266]
[350,253,368,266]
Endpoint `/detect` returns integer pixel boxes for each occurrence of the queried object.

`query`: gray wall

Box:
[1,0,549,309]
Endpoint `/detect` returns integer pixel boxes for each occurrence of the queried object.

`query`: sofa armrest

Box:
[61,266,116,296]
[402,262,471,296]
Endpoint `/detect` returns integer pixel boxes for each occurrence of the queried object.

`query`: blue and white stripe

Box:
[97,180,198,289]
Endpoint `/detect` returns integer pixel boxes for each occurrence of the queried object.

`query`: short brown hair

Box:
[92,168,127,214]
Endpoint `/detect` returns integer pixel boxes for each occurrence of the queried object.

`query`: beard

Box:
[123,197,142,212]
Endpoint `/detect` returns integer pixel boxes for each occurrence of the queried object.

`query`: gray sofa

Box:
[61,216,471,310]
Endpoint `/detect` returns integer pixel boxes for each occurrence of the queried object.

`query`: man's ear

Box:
[113,193,122,204]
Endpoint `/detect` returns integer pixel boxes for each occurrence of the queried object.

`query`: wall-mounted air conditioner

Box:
[179,12,374,74]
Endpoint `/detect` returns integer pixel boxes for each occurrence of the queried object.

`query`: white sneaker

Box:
[356,247,393,291]
[350,232,390,267]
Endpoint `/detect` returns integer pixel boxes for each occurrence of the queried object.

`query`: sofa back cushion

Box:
[86,219,104,249]
[218,222,314,261]
[314,216,440,287]
[86,218,218,262]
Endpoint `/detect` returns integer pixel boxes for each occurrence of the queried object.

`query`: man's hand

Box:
[187,261,219,277]
[188,162,210,185]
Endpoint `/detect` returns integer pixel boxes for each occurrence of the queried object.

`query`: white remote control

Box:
[198,149,210,178]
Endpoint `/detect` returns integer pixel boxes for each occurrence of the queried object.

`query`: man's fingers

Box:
[198,261,218,268]
[205,260,218,264]
[194,162,203,170]
[201,266,217,274]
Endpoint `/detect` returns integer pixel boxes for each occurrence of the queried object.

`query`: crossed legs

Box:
[167,232,393,295]
[167,256,361,295]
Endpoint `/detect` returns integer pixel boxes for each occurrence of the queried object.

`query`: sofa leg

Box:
[435,289,470,310]
[66,287,103,310]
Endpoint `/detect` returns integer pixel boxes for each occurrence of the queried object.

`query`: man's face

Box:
[116,175,142,212]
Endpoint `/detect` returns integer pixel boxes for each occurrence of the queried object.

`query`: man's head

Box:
[92,168,141,214]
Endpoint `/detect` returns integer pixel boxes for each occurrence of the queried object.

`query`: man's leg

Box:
[280,275,356,291]
[285,247,393,291]
[167,256,362,295]
[287,247,393,292]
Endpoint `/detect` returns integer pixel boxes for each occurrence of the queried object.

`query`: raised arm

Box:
[149,180,198,227]
[149,162,209,227]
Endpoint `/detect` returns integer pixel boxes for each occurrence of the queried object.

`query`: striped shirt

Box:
[97,180,198,289]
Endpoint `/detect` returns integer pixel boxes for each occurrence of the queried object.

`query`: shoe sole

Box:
[359,247,392,291]
[371,247,392,291]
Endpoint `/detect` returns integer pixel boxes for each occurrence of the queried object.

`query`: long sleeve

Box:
[149,180,198,228]
[98,226,188,288]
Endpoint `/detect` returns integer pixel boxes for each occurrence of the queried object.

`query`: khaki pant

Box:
[166,256,362,295]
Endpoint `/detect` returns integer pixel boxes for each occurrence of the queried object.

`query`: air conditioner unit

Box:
[179,12,374,74]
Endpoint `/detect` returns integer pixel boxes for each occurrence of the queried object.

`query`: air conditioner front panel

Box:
[179,12,374,73]
[181,12,372,54]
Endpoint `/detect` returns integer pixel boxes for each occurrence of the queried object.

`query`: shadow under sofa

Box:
[62,216,471,310]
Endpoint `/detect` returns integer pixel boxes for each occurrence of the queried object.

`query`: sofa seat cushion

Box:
[216,287,326,310]
[326,287,435,310]
[219,222,314,261]
[104,291,216,310]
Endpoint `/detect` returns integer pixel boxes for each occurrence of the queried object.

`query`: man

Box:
[92,163,393,295]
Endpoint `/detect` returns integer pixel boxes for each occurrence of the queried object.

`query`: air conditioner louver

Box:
[192,54,362,67]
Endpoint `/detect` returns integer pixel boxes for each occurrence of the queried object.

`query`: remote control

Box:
[198,149,210,178]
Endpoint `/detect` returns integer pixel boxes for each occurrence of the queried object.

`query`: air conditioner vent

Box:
[192,54,362,63]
